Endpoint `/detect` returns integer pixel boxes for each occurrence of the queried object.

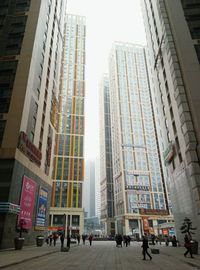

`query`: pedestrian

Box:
[123,235,126,246]
[116,234,123,247]
[77,234,80,245]
[53,233,58,246]
[89,234,93,246]
[124,236,128,247]
[151,234,155,245]
[67,234,71,250]
[184,233,194,258]
[172,235,177,247]
[115,234,118,247]
[45,236,49,245]
[141,234,152,261]
[165,235,169,246]
[82,234,86,245]
[60,233,64,248]
[49,234,53,246]
[158,235,162,245]
[127,235,131,246]
[155,236,158,244]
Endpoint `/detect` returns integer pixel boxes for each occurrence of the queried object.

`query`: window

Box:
[0,60,18,112]
[194,44,200,64]
[0,120,6,146]
[72,215,80,226]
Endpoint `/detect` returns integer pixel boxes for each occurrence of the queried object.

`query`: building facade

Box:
[141,0,200,243]
[83,159,96,218]
[95,156,101,219]
[0,0,66,248]
[109,43,172,237]
[99,74,115,236]
[50,14,86,236]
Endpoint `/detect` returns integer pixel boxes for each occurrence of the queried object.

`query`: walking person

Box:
[184,233,194,258]
[141,234,152,261]
[67,234,71,250]
[89,234,93,246]
[115,234,119,247]
[115,234,123,247]
[60,233,64,248]
[49,234,53,246]
[82,234,86,245]
[45,236,49,245]
[127,235,131,246]
[124,236,128,247]
[165,235,169,246]
[151,234,156,245]
[172,235,177,247]
[77,234,80,245]
[53,233,57,246]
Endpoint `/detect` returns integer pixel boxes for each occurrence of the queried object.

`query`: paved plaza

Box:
[0,241,200,270]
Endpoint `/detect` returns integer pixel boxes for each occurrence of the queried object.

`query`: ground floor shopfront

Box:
[115,210,173,238]
[101,217,115,236]
[0,157,51,249]
[49,207,84,237]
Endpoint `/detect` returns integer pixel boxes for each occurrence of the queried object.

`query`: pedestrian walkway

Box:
[0,241,77,269]
[0,241,199,270]
[0,244,60,269]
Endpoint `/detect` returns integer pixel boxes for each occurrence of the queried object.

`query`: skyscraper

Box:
[95,156,101,219]
[0,0,66,248]
[50,14,86,236]
[84,159,96,218]
[141,0,200,242]
[108,42,172,236]
[99,74,115,236]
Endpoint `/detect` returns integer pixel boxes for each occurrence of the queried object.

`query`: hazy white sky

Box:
[67,0,147,160]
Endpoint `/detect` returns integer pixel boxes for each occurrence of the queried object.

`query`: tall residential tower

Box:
[0,0,66,248]
[50,15,86,236]
[141,0,200,243]
[99,74,115,236]
[108,43,172,237]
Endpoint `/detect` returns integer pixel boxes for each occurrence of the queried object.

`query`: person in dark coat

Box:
[115,234,123,247]
[53,233,58,246]
[141,234,152,260]
[151,234,156,245]
[127,235,131,246]
[89,234,93,246]
[82,234,86,245]
[172,235,177,247]
[67,234,71,249]
[60,234,64,248]
[123,236,128,247]
[49,234,53,246]
[77,234,80,245]
[184,233,194,258]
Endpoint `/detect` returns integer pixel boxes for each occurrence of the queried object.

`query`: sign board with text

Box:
[18,176,37,229]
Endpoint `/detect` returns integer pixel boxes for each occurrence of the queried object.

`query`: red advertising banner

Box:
[142,217,149,232]
[18,176,37,229]
[162,228,169,235]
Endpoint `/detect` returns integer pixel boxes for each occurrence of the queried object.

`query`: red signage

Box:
[162,228,168,235]
[18,176,37,229]
[48,226,64,231]
[139,209,169,215]
[18,131,42,166]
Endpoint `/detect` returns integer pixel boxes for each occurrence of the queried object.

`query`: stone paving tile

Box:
[0,241,199,270]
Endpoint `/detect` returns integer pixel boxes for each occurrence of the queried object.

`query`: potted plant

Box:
[180,217,198,254]
[36,235,45,247]
[14,219,26,250]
